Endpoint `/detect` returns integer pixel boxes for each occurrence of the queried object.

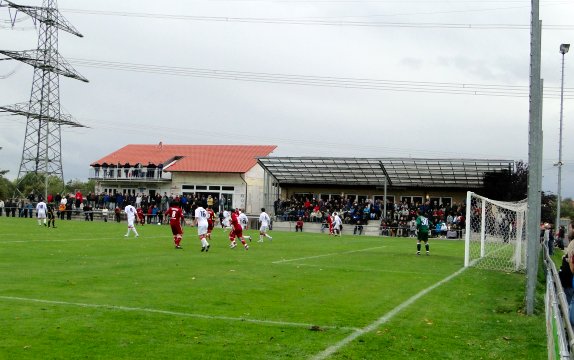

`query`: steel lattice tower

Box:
[0,0,88,196]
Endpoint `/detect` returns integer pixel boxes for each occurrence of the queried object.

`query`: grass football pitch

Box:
[0,217,546,359]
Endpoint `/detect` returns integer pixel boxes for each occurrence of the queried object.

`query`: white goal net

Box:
[464,191,528,272]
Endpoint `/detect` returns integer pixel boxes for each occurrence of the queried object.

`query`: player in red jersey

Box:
[136,207,145,225]
[206,205,216,240]
[165,201,184,249]
[326,213,334,235]
[229,209,249,250]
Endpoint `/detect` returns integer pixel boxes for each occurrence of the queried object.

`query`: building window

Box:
[222,186,234,191]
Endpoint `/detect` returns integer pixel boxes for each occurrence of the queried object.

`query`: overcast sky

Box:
[0,0,572,197]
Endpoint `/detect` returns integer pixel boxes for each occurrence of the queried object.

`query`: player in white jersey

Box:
[36,201,47,226]
[258,208,273,242]
[194,206,211,252]
[124,204,139,237]
[237,210,252,242]
[222,209,231,230]
[332,212,343,236]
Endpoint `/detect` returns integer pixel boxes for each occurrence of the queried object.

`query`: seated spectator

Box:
[295,217,303,232]
[310,209,322,223]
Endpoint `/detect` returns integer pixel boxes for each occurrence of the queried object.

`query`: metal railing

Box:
[88,168,171,181]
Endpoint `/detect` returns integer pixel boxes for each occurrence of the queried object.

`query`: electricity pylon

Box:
[0,0,88,199]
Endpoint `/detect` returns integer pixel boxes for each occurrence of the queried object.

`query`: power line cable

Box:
[60,8,573,30]
[68,58,573,99]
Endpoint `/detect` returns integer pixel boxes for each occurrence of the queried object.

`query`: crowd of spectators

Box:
[274,195,467,237]
[0,191,226,223]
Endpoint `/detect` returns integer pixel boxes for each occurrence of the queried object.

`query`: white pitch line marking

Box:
[310,266,468,360]
[0,295,359,331]
[272,246,386,264]
[0,236,172,244]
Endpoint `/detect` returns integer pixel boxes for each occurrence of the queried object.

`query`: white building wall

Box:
[95,165,266,213]
[244,165,265,214]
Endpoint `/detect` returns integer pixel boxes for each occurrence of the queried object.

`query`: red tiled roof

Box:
[91,144,277,173]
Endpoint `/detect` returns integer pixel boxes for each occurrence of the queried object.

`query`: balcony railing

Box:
[89,167,171,182]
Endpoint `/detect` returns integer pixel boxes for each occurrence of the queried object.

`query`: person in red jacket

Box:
[295,217,304,232]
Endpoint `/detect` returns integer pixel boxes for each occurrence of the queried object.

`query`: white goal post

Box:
[464,191,528,272]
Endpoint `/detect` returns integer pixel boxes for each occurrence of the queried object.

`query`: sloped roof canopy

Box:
[257,157,514,188]
[91,144,277,173]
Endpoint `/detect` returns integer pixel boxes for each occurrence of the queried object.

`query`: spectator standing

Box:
[101,207,109,222]
[0,198,4,216]
[75,190,83,211]
[558,226,566,250]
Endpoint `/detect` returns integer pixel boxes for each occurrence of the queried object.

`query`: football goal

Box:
[464,191,528,272]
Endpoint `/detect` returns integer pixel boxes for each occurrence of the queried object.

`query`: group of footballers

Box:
[39,196,429,255]
[143,201,274,252]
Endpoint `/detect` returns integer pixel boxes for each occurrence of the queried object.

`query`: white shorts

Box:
[37,211,46,219]
[128,218,135,227]
[197,224,208,236]
[260,225,269,233]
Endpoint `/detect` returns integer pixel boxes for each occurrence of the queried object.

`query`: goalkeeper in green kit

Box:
[416,210,432,256]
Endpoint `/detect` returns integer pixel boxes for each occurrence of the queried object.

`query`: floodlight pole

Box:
[555,44,569,232]
[525,0,543,315]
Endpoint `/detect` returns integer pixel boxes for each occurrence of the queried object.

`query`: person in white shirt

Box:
[237,210,252,242]
[332,212,343,236]
[194,206,211,252]
[124,204,139,237]
[222,209,232,230]
[258,208,273,242]
[101,207,109,222]
[36,200,47,226]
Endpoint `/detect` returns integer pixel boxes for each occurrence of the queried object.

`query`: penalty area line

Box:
[310,266,468,360]
[0,295,359,332]
[272,246,386,264]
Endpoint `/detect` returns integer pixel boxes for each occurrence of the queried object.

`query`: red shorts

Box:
[207,221,214,232]
[170,222,183,236]
[229,226,243,240]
